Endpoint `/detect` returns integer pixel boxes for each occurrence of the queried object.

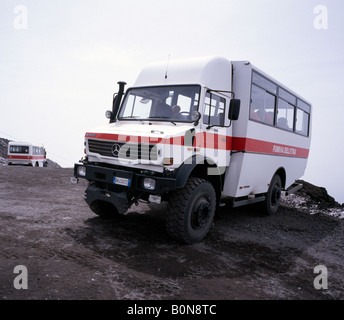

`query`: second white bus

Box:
[7,141,47,167]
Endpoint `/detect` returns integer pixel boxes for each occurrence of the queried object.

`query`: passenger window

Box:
[279,88,297,105]
[203,92,225,126]
[252,72,277,94]
[295,99,310,136]
[250,84,275,125]
[277,98,294,131]
[251,70,311,137]
[297,99,311,114]
[295,108,309,136]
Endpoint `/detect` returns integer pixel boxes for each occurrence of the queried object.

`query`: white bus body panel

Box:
[223,61,311,198]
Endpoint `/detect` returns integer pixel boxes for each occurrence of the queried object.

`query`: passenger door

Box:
[201,91,232,174]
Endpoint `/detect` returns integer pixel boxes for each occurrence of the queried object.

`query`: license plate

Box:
[113,176,131,187]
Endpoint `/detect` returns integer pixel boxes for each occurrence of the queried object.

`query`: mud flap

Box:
[285,183,303,196]
[85,184,129,214]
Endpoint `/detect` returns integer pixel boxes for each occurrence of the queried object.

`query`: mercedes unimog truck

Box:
[73,56,312,244]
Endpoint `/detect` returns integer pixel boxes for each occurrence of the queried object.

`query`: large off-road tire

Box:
[264,174,282,215]
[166,177,216,244]
[89,200,120,219]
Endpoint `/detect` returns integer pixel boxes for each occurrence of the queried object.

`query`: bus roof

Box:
[134,56,232,92]
[134,56,311,107]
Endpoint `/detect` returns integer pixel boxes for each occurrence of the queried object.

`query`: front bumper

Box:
[7,160,32,166]
[74,163,177,214]
[85,183,129,214]
[74,163,177,195]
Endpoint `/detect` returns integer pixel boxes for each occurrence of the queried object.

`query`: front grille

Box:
[88,139,158,161]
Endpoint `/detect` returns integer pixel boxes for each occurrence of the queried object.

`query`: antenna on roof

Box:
[165,54,170,79]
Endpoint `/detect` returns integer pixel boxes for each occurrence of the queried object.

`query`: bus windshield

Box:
[118,85,200,123]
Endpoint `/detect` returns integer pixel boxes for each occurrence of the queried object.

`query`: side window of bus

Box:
[203,92,225,126]
[250,72,277,126]
[251,71,311,137]
[250,84,275,125]
[277,99,294,131]
[277,88,296,131]
[296,100,311,136]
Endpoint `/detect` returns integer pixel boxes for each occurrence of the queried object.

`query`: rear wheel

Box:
[264,174,282,215]
[166,177,216,244]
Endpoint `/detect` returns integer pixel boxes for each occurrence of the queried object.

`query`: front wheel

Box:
[166,177,216,244]
[264,174,282,215]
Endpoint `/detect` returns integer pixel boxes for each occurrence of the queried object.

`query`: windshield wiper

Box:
[120,116,141,119]
[147,116,176,125]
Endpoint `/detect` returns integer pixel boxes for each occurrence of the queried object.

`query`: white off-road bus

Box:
[7,141,47,167]
[73,56,312,243]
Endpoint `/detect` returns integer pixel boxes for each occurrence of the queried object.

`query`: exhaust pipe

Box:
[109,81,127,123]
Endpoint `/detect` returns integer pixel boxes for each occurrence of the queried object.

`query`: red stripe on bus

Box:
[232,137,309,158]
[7,155,46,160]
[85,132,309,159]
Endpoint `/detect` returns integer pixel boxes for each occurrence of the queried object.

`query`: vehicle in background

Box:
[7,141,47,167]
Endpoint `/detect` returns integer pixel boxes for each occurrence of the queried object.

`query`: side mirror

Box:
[229,99,240,120]
[191,111,201,125]
[105,110,113,119]
[109,95,118,123]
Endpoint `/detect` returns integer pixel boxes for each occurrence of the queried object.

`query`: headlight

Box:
[77,166,87,177]
[143,178,155,190]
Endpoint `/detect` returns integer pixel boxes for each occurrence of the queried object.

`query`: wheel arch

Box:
[274,167,286,189]
[175,155,224,202]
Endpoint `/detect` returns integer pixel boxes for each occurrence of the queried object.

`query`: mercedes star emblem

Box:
[112,144,121,157]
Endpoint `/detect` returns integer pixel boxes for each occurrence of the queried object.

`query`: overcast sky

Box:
[1,0,343,203]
